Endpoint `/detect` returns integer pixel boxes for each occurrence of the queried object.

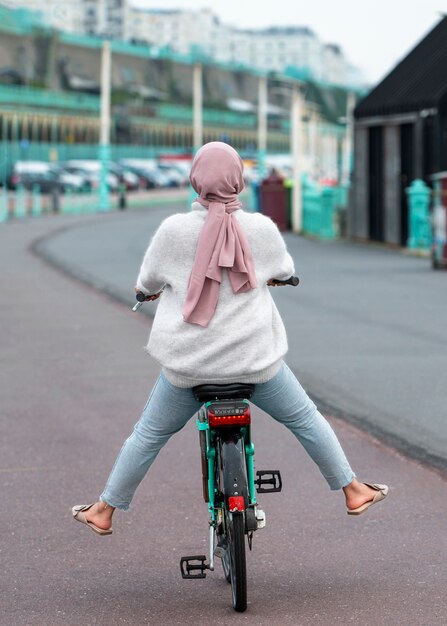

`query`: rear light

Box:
[228,496,245,512]
[11,174,20,185]
[208,407,251,428]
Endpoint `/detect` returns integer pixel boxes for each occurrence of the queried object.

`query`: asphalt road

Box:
[37,203,447,469]
[2,206,447,625]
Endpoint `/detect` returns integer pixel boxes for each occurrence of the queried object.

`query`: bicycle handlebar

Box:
[132,284,166,311]
[132,277,299,311]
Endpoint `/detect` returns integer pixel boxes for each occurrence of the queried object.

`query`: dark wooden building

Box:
[350,16,447,245]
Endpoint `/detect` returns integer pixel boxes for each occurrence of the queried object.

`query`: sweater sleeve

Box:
[262,216,295,281]
[135,220,171,295]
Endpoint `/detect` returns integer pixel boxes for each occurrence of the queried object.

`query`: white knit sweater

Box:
[136,202,295,387]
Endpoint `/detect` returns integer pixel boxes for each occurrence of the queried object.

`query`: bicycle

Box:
[133,275,299,612]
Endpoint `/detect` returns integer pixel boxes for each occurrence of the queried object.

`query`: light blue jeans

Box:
[100,362,355,510]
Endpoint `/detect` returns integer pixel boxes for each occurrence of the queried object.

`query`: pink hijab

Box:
[182,142,257,327]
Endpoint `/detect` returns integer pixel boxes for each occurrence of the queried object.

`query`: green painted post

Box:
[99,143,110,212]
[302,175,310,232]
[406,179,431,250]
[99,40,111,212]
[15,184,26,218]
[0,118,7,223]
[31,184,41,216]
[78,190,89,214]
[283,178,293,228]
[302,175,321,236]
[0,190,8,223]
[188,181,196,210]
[62,188,73,214]
[320,186,338,239]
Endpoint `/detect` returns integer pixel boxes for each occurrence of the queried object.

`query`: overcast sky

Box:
[131,1,446,84]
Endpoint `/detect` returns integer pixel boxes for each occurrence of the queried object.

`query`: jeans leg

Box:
[100,372,201,510]
[250,363,355,490]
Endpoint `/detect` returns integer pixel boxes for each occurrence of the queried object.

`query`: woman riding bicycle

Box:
[72,141,388,534]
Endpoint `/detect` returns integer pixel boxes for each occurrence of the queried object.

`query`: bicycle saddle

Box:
[192,383,255,402]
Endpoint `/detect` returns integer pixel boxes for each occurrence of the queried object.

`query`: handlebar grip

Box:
[272,276,300,286]
[286,276,300,286]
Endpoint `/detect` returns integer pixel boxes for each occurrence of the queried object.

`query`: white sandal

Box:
[347,483,389,516]
[72,503,113,535]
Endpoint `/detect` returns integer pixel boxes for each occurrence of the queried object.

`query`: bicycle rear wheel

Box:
[222,543,231,583]
[226,510,247,612]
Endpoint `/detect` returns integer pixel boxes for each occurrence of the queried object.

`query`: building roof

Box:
[355,16,447,119]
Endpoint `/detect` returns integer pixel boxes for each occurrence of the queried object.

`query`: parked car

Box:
[62,160,119,192]
[155,162,186,187]
[49,165,91,192]
[7,161,65,194]
[107,162,140,191]
[118,159,168,189]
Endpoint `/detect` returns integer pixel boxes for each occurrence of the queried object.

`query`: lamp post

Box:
[193,62,203,152]
[257,74,268,179]
[343,92,356,185]
[290,83,303,233]
[189,60,204,208]
[271,77,304,233]
[99,40,111,212]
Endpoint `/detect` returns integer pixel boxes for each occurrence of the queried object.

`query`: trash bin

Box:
[260,169,288,231]
[430,173,447,269]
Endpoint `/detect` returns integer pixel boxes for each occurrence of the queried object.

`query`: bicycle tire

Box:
[226,511,247,612]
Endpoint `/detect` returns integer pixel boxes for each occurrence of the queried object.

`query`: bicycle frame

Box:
[180,388,282,613]
[197,400,257,569]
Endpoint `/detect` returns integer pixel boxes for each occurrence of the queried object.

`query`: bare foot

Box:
[343,479,381,511]
[84,501,115,531]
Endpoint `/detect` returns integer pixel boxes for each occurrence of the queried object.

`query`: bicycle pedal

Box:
[180,555,208,579]
[255,470,282,493]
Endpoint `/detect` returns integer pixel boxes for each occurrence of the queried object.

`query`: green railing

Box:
[0,85,258,126]
[154,103,256,128]
[0,84,100,112]
[268,174,349,239]
[302,175,349,239]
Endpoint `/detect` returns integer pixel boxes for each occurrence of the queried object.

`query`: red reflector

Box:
[228,496,245,512]
[208,408,251,428]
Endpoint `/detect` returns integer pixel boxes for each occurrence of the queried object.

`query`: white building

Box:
[0,0,128,39]
[83,0,129,40]
[227,27,323,79]
[0,0,84,33]
[125,7,218,55]
[323,44,347,86]
[125,6,363,87]
[0,1,364,86]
